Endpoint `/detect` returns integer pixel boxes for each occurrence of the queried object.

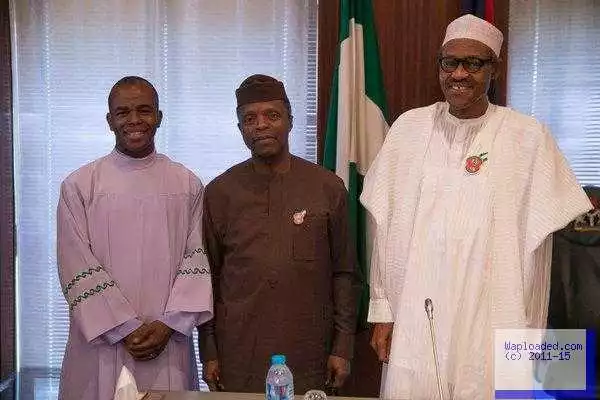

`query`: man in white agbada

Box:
[360,14,592,400]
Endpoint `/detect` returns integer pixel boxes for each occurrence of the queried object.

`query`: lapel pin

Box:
[465,152,488,175]
[293,209,307,225]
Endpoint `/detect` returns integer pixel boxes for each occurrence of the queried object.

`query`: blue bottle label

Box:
[266,383,294,400]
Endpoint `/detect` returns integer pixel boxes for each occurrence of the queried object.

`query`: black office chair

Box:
[544,186,600,398]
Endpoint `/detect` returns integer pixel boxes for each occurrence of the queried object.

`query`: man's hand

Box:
[203,359,223,391]
[123,321,173,361]
[370,322,394,363]
[123,324,149,358]
[325,355,350,390]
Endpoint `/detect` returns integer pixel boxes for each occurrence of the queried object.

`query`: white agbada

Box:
[361,102,592,400]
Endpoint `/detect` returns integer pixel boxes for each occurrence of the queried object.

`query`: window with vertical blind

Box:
[11,1,317,398]
[508,0,600,186]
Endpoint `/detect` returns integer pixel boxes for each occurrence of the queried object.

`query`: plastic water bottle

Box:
[266,354,294,400]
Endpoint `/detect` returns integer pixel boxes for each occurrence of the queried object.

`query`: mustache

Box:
[445,82,475,89]
[252,135,276,143]
[446,78,473,85]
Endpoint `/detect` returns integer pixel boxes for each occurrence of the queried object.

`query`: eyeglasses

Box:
[438,56,494,73]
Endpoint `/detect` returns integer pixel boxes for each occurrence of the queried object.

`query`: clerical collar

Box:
[111,147,157,170]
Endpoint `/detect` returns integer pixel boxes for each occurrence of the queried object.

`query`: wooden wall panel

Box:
[494,0,509,106]
[0,0,15,385]
[317,0,339,163]
[373,1,461,121]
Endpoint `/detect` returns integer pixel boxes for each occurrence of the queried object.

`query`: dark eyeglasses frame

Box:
[438,56,495,73]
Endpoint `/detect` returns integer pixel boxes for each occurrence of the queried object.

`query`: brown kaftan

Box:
[198,156,358,394]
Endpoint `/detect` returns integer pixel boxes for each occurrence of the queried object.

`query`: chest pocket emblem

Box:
[292,209,307,225]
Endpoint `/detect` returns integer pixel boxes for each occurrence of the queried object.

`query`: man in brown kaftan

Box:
[198,74,358,395]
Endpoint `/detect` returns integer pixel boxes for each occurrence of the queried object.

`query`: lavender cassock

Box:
[57,150,213,400]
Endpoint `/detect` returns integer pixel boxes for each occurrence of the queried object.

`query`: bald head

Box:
[108,76,159,110]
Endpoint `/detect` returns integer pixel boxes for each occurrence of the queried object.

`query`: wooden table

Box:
[145,392,376,400]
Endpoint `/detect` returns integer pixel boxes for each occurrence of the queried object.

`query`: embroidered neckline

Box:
[443,102,496,127]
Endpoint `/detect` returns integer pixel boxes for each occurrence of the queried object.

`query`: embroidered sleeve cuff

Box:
[331,330,355,360]
[367,299,394,323]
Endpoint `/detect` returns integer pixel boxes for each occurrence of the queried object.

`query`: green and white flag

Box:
[322,0,389,329]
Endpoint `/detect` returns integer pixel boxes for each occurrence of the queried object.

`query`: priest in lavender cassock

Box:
[360,14,592,399]
[56,76,213,400]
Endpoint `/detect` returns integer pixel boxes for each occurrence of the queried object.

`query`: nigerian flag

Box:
[322,0,388,329]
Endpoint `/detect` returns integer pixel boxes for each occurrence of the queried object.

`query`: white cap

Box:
[442,14,503,57]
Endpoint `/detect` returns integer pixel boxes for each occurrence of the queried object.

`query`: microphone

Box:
[425,298,445,400]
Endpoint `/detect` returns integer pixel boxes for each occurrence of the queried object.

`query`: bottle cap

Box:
[271,354,286,365]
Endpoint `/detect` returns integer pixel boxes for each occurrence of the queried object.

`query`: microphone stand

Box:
[425,298,445,400]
